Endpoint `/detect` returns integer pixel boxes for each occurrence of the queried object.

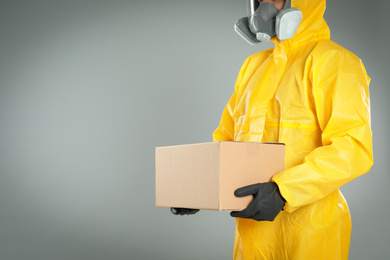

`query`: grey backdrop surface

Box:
[0,0,389,259]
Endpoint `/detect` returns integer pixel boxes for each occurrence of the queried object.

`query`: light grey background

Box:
[0,0,388,259]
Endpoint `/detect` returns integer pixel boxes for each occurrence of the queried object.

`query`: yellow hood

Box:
[275,0,330,48]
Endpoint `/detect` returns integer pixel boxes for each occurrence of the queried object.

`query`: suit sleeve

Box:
[213,57,251,142]
[272,51,374,213]
[213,91,237,142]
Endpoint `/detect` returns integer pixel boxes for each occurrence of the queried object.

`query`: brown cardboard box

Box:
[155,141,285,211]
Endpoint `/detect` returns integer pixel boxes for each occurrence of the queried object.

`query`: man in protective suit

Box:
[173,0,373,259]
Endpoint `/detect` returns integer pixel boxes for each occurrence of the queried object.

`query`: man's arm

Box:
[273,50,373,213]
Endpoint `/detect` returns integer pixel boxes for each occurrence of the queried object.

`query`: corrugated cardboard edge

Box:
[155,147,157,207]
[217,142,222,211]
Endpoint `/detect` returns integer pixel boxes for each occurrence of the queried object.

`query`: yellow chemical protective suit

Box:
[213,0,373,259]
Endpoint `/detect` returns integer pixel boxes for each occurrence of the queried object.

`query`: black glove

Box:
[230,182,285,221]
[170,207,199,216]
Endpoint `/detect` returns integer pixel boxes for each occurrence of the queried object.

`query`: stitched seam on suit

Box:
[266,122,319,131]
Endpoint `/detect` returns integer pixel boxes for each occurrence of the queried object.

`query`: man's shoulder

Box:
[246,48,274,61]
[235,48,274,71]
[310,39,361,63]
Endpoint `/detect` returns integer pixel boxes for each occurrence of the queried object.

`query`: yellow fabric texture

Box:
[213,0,373,259]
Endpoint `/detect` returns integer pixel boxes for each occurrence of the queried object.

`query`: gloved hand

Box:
[230,182,285,221]
[170,207,199,216]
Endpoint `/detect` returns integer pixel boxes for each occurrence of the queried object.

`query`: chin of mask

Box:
[234,0,303,45]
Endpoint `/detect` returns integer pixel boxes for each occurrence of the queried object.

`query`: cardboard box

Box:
[155,141,285,211]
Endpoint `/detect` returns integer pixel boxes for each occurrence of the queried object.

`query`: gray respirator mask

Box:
[235,0,303,44]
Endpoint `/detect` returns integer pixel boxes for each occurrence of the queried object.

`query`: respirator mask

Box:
[235,0,303,44]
